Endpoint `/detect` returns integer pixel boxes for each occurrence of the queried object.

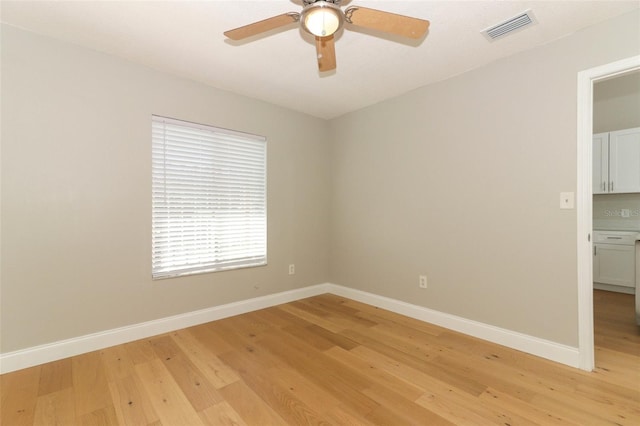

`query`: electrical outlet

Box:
[419,275,427,289]
[288,264,295,275]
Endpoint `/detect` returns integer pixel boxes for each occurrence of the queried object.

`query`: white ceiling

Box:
[2,1,638,119]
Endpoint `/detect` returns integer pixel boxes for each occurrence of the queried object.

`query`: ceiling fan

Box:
[224,0,430,72]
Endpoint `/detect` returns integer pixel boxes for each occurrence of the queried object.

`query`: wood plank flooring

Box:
[2,290,639,425]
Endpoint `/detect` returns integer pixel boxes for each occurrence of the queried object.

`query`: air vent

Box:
[482,10,537,41]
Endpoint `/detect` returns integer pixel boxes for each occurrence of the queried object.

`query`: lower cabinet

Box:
[593,243,636,289]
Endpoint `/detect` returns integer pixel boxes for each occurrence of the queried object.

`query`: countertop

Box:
[593,229,640,241]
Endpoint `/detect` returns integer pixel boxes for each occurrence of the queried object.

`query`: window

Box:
[151,115,266,279]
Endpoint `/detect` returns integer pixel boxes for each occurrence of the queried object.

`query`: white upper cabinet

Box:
[593,127,640,194]
[592,132,609,194]
[609,128,640,193]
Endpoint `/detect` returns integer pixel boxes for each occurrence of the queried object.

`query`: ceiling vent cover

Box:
[482,10,537,41]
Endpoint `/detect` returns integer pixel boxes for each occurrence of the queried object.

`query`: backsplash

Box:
[593,193,640,230]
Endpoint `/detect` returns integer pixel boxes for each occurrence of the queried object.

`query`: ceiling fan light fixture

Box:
[301,2,343,37]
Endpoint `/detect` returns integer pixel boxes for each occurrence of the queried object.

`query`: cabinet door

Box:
[609,127,640,193]
[592,133,609,194]
[594,244,635,288]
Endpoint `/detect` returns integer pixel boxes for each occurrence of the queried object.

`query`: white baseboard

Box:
[593,282,635,295]
[0,282,580,374]
[0,284,331,374]
[324,284,580,368]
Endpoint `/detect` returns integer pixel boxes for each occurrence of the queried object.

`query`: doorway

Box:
[576,55,640,371]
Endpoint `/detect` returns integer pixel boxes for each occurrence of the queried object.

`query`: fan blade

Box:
[345,6,429,39]
[224,13,300,40]
[315,35,336,72]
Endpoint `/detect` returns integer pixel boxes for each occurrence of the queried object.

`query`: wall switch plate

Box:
[419,275,427,289]
[560,192,575,209]
[288,264,295,275]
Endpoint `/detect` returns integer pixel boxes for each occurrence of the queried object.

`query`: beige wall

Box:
[328,10,640,346]
[594,71,640,133]
[0,25,331,352]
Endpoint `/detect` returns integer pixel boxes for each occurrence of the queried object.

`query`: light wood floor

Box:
[2,291,639,425]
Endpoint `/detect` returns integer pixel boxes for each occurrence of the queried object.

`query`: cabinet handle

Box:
[611,181,614,191]
[603,182,606,191]
[594,245,596,255]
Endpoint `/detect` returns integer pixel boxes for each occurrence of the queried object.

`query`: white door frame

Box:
[576,55,640,371]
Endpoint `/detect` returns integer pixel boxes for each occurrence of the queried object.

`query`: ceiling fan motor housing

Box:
[301,1,345,37]
[303,0,342,6]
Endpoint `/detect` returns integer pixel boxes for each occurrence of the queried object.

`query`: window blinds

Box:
[152,116,267,279]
